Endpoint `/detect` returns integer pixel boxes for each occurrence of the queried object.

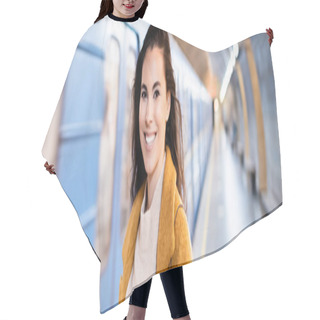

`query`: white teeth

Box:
[145,133,156,145]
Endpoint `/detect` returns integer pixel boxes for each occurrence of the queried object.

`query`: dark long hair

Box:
[130,25,186,211]
[94,0,148,24]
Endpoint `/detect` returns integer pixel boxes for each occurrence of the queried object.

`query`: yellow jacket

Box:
[119,145,193,303]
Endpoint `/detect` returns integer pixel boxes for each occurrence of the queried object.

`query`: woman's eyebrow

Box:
[152,81,161,90]
[141,81,161,91]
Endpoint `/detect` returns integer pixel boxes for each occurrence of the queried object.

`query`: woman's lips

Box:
[123,4,134,9]
[144,132,157,151]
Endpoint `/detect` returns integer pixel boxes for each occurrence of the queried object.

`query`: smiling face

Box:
[112,0,145,18]
[139,46,171,178]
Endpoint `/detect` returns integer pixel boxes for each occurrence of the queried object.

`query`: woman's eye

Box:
[141,91,146,99]
[154,90,160,99]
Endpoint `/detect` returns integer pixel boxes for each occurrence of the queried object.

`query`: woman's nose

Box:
[145,102,153,125]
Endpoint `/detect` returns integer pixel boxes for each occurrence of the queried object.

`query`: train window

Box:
[120,44,138,233]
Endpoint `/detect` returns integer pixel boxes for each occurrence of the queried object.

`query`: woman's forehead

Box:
[141,47,166,84]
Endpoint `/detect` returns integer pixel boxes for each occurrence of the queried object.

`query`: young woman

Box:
[118,18,193,320]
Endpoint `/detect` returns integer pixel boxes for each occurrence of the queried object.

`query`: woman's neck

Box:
[145,151,165,211]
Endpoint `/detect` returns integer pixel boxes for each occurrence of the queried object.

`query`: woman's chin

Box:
[141,136,162,176]
[143,152,156,175]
